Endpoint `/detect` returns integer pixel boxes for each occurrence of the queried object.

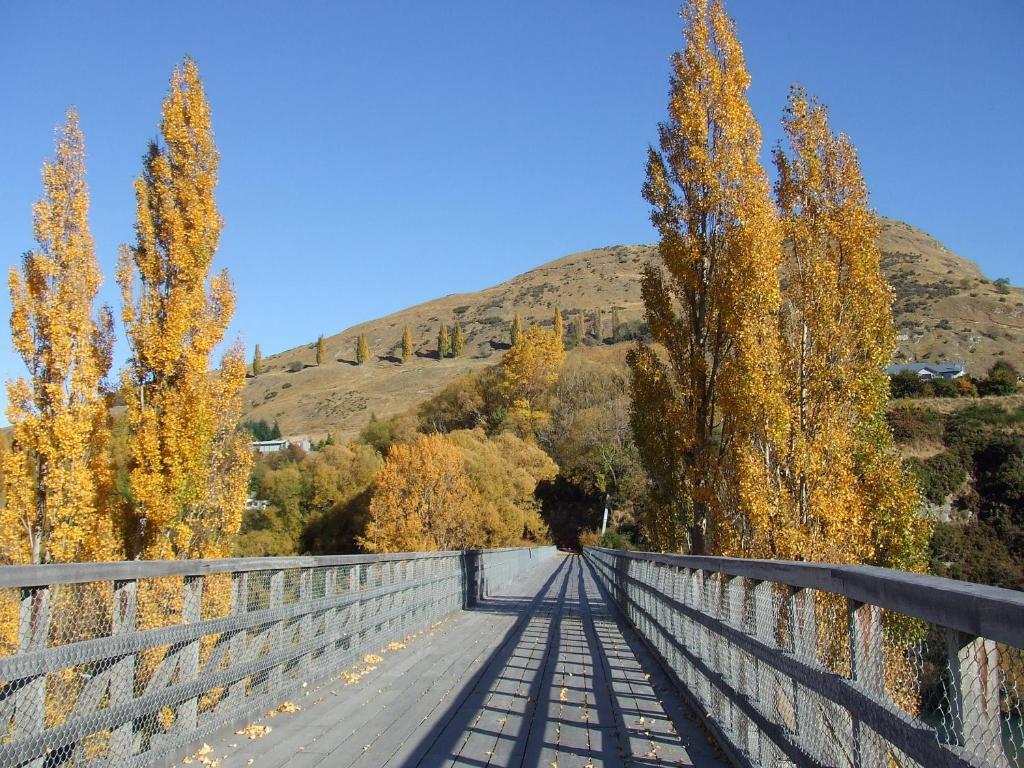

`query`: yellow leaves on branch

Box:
[117,58,251,560]
[2,109,116,565]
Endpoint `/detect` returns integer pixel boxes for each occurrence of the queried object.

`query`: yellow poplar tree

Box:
[628,0,786,555]
[402,325,414,363]
[553,307,564,349]
[117,58,251,560]
[252,344,262,376]
[767,87,928,569]
[2,110,116,565]
[356,333,369,364]
[437,323,450,359]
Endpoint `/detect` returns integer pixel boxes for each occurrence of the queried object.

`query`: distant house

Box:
[251,436,312,454]
[885,362,966,381]
[252,438,290,454]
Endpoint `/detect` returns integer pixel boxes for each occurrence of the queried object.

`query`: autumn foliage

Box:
[2,110,116,565]
[630,0,785,555]
[359,431,554,553]
[629,1,925,570]
[402,325,414,363]
[116,58,251,560]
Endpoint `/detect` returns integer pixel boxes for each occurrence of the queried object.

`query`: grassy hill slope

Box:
[243,219,1024,440]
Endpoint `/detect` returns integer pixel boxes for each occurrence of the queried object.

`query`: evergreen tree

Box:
[270,420,282,440]
[316,334,325,366]
[437,323,451,359]
[511,313,523,347]
[117,58,252,559]
[553,307,564,348]
[628,0,785,555]
[402,325,414,363]
[452,320,466,357]
[2,110,116,564]
[356,333,369,364]
[252,344,262,376]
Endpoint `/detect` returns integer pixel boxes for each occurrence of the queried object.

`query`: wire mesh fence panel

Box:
[584,546,1024,768]
[0,545,555,768]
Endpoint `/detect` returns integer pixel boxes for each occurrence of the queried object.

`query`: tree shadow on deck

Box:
[396,556,713,768]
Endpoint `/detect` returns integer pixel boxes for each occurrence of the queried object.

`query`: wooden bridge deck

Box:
[189,553,725,768]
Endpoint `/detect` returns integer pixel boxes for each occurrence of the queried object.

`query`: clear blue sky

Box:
[1,1,1022,412]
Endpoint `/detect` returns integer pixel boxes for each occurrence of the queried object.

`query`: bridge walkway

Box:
[193,553,725,768]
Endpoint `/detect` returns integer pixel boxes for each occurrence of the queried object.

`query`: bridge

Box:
[0,547,1021,768]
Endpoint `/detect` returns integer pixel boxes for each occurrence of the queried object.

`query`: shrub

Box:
[905,451,968,505]
[977,361,1019,396]
[889,370,924,398]
[887,407,944,444]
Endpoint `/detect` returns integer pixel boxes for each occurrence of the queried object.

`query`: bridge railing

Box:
[585,546,1024,768]
[0,545,556,768]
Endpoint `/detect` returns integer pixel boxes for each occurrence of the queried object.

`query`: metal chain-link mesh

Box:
[585,547,1024,768]
[0,546,555,768]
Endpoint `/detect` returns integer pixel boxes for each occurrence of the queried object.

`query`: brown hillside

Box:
[243,219,1024,441]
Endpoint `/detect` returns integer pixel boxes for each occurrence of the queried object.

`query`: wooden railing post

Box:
[750,580,780,764]
[297,568,313,681]
[17,585,51,768]
[267,570,284,691]
[946,629,1009,767]
[176,575,204,732]
[787,586,822,761]
[847,599,886,767]
[227,571,249,708]
[726,576,748,750]
[322,567,338,668]
[109,579,138,763]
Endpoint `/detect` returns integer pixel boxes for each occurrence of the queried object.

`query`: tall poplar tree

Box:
[252,344,262,376]
[553,307,564,349]
[2,110,116,564]
[117,59,252,560]
[571,313,585,347]
[511,313,523,347]
[610,308,621,342]
[402,325,414,363]
[766,87,927,569]
[628,0,786,554]
[356,333,369,364]
[452,320,465,357]
[316,334,325,366]
[437,323,451,359]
